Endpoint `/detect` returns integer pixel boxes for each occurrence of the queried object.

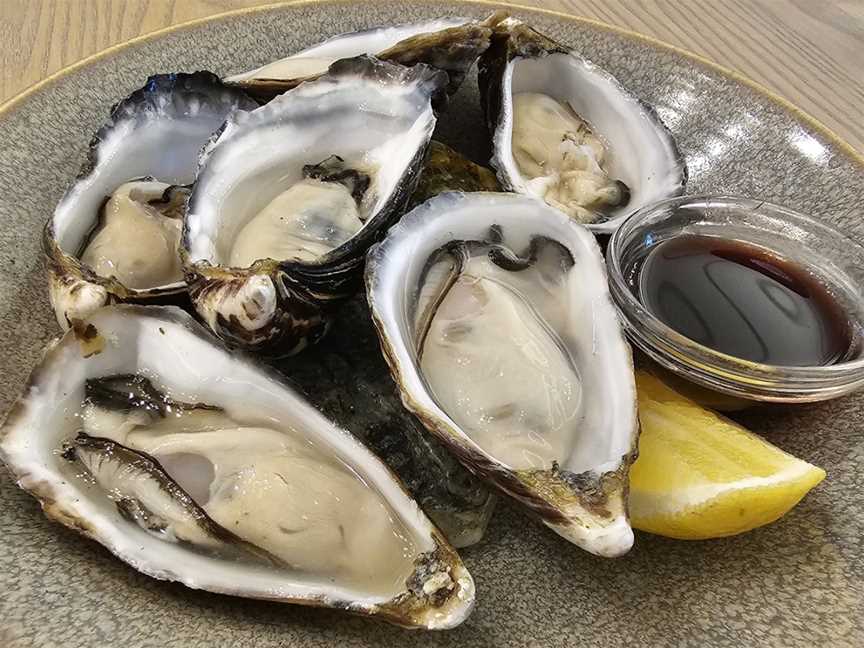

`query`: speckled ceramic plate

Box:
[1,2,862,647]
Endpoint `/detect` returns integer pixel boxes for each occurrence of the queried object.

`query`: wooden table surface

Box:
[1,0,862,153]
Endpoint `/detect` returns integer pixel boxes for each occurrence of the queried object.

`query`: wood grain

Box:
[1,0,862,152]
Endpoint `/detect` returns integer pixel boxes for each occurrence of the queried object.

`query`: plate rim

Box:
[1,0,862,167]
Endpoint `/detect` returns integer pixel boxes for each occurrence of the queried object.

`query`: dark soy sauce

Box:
[637,234,851,366]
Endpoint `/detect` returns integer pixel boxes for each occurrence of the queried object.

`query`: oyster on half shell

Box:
[478,19,686,232]
[45,72,257,328]
[184,57,445,354]
[0,306,474,629]
[227,15,502,103]
[366,192,639,557]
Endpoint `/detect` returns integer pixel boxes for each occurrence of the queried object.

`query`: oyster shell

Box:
[227,16,500,102]
[366,192,639,557]
[45,72,257,328]
[410,141,501,209]
[478,19,686,232]
[184,57,445,354]
[0,305,474,629]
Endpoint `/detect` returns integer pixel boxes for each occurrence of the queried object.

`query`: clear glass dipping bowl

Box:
[606,195,864,403]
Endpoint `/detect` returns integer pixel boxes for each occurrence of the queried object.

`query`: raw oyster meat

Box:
[184,57,444,355]
[45,72,256,328]
[273,294,496,548]
[478,18,686,232]
[508,92,629,222]
[366,192,639,557]
[0,306,474,629]
[227,155,372,267]
[79,180,187,289]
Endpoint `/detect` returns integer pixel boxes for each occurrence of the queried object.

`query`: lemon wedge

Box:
[629,371,826,540]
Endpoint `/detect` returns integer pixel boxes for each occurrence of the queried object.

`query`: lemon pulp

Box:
[630,371,826,540]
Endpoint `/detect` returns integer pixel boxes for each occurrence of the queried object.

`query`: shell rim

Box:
[224,15,474,83]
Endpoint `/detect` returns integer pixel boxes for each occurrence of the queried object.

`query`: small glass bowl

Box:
[606,195,864,404]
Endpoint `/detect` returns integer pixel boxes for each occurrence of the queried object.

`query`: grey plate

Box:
[1,2,862,646]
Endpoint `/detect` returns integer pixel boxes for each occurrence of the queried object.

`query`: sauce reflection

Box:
[638,235,850,366]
